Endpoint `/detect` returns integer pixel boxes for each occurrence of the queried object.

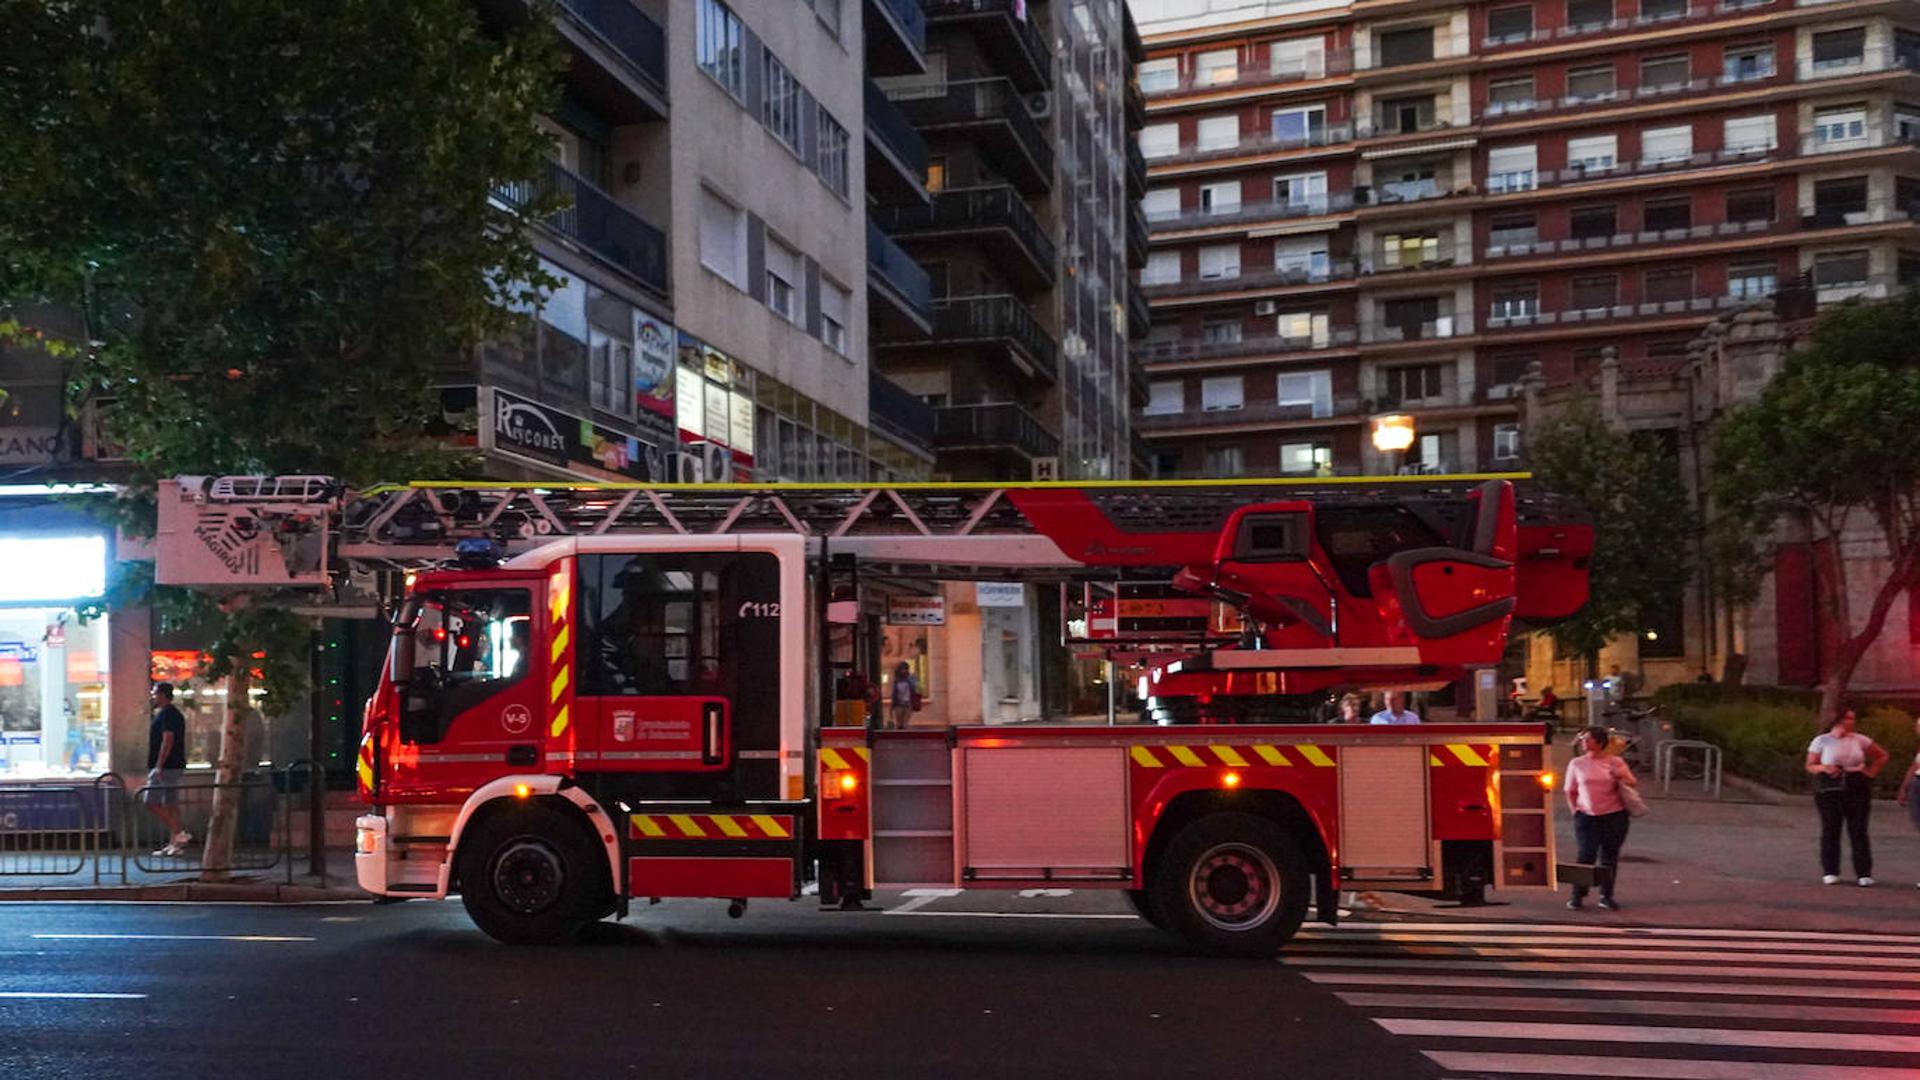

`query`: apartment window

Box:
[1270,37,1327,79]
[1142,251,1181,285]
[586,285,635,417]
[1571,274,1618,309]
[1280,442,1334,475]
[1383,363,1445,404]
[1380,159,1440,201]
[1813,249,1871,287]
[1139,58,1179,93]
[1140,123,1180,159]
[1488,144,1538,192]
[1641,53,1690,89]
[820,277,851,355]
[1728,259,1778,298]
[1644,266,1693,303]
[1644,195,1691,232]
[1641,124,1692,163]
[1199,181,1242,215]
[1203,445,1246,476]
[1270,105,1327,146]
[1566,0,1614,31]
[1197,49,1238,85]
[1145,380,1184,415]
[698,188,747,287]
[1491,352,1535,385]
[1201,318,1243,343]
[927,158,947,193]
[816,108,850,197]
[1493,423,1522,461]
[1723,43,1774,83]
[1274,237,1332,280]
[1143,188,1180,221]
[696,0,746,99]
[1491,283,1539,319]
[1726,186,1775,224]
[1197,115,1240,151]
[1724,113,1777,154]
[1900,249,1920,285]
[1487,5,1534,44]
[1277,371,1335,417]
[1568,133,1618,171]
[1813,105,1868,146]
[1638,0,1686,22]
[1567,64,1616,101]
[1812,28,1867,71]
[765,235,801,321]
[1488,75,1536,115]
[1379,94,1437,134]
[1382,232,1442,268]
[1381,295,1442,336]
[1412,431,1459,472]
[1275,172,1328,210]
[1814,176,1870,219]
[1378,25,1437,67]
[1570,203,1618,240]
[1202,376,1245,411]
[1198,244,1241,280]
[1897,108,1920,142]
[1489,212,1538,247]
[1277,311,1330,344]
[764,54,803,151]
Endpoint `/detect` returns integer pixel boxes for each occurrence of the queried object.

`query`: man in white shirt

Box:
[1370,689,1420,725]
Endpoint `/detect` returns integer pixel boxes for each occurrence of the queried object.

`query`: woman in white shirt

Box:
[1806,709,1889,886]
[1896,714,1920,887]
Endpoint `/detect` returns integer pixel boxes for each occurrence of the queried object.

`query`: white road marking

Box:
[1299,930,1920,957]
[1306,971,1920,1002]
[31,933,314,942]
[1292,943,1920,968]
[1381,1017,1920,1053]
[1017,889,1073,898]
[1311,922,1920,945]
[1287,956,1920,983]
[1335,991,1920,1026]
[0,991,147,1000]
[882,910,1140,921]
[887,889,960,915]
[1426,1052,1920,1080]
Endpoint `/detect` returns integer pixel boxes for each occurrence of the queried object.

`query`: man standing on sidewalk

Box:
[143,682,193,856]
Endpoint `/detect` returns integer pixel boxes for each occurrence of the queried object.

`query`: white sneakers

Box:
[1860,877,1875,887]
[151,831,194,857]
[1823,874,1841,885]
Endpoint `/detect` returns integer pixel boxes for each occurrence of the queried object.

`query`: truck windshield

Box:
[388,588,532,743]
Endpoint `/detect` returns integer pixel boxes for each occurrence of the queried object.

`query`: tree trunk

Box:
[201,664,252,883]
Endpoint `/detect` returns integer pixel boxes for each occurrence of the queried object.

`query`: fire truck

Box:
[154,473,1591,955]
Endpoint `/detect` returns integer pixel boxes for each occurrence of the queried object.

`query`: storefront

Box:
[0,492,114,779]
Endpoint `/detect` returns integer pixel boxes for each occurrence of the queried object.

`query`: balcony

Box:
[883,295,1060,383]
[1484,218,1776,260]
[925,0,1052,92]
[932,402,1061,461]
[495,160,667,297]
[1126,77,1147,129]
[1147,192,1356,233]
[1127,203,1149,267]
[864,0,929,77]
[552,0,668,122]
[1159,122,1356,166]
[1137,329,1359,365]
[1126,142,1147,195]
[868,371,935,453]
[1801,197,1920,230]
[1481,294,1758,331]
[1798,45,1917,82]
[1143,260,1359,299]
[868,218,934,335]
[1800,122,1920,158]
[1362,241,1459,274]
[1357,108,1456,140]
[1361,314,1459,343]
[1135,396,1365,432]
[865,81,930,203]
[1486,145,1789,196]
[1146,50,1355,98]
[1126,283,1151,340]
[891,79,1052,194]
[872,185,1057,288]
[1358,30,1471,72]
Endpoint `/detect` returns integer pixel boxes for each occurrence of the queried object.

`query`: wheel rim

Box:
[491,837,565,915]
[1188,842,1282,932]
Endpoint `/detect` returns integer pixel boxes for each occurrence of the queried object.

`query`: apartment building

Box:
[871,0,1151,481]
[1131,0,1920,478]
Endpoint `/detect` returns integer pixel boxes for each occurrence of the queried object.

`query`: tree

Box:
[1524,398,1698,670]
[0,0,564,877]
[1712,290,1920,725]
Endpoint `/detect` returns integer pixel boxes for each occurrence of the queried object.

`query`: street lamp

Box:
[1371,413,1415,475]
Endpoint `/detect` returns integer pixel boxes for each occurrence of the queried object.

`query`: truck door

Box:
[574,550,785,802]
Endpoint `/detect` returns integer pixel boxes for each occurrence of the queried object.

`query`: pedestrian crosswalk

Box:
[1286,921,1920,1079]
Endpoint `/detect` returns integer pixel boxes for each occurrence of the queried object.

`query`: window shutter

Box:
[804,257,823,337]
[746,214,767,302]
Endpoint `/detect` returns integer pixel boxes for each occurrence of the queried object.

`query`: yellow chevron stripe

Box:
[1253,744,1290,766]
[548,573,570,623]
[356,758,373,791]
[1130,745,1164,768]
[1430,753,1446,766]
[821,748,851,770]
[853,747,871,762]
[1449,743,1490,767]
[1297,745,1336,767]
[1168,745,1207,768]
[668,814,705,838]
[551,624,570,664]
[549,664,570,703]
[713,815,749,838]
[751,814,791,838]
[632,815,665,838]
[548,704,569,738]
[1210,745,1250,767]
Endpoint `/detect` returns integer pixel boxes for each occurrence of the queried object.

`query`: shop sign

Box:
[635,313,675,421]
[487,388,654,482]
[0,642,38,662]
[886,595,946,626]
[974,583,1026,608]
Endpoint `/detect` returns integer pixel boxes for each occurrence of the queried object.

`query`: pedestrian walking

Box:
[143,682,193,856]
[887,661,917,731]
[1808,708,1888,886]
[1368,689,1419,725]
[1896,715,1920,888]
[1564,725,1637,911]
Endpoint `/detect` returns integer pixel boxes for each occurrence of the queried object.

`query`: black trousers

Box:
[1572,810,1631,900]
[1816,773,1873,878]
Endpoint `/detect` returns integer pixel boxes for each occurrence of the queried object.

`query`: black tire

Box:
[1123,888,1166,929]
[1149,812,1311,957]
[456,802,611,945]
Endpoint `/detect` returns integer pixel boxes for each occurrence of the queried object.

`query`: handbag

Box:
[1618,781,1649,818]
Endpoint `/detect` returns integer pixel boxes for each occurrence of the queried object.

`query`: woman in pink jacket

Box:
[1564,725,1639,911]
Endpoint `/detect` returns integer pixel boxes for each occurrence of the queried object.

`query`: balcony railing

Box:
[865,80,930,181]
[867,0,929,61]
[867,218,933,326]
[891,79,1052,191]
[1147,192,1356,232]
[1135,395,1364,431]
[1800,122,1920,157]
[1800,197,1920,230]
[1483,294,1753,330]
[868,370,935,452]
[1361,315,1459,343]
[1362,242,1459,274]
[1138,329,1359,364]
[1484,144,1788,196]
[1356,110,1454,139]
[1126,141,1147,192]
[872,185,1057,284]
[931,402,1061,459]
[927,294,1059,373]
[1485,218,1775,259]
[1143,259,1359,297]
[1160,122,1356,165]
[1359,30,1472,71]
[495,160,668,296]
[1798,45,1916,82]
[558,0,667,97]
[1126,282,1151,338]
[924,0,1052,91]
[1127,203,1150,265]
[1144,50,1355,97]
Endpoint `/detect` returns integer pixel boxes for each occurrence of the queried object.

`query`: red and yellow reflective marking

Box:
[1130,744,1336,769]
[547,562,573,738]
[355,733,375,796]
[818,747,871,771]
[629,813,795,840]
[1429,744,1495,767]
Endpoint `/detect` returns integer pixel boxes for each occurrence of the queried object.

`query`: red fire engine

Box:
[155,474,1590,955]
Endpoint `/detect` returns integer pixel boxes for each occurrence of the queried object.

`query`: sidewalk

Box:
[0,848,367,902]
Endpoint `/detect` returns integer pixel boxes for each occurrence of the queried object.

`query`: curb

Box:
[0,882,368,903]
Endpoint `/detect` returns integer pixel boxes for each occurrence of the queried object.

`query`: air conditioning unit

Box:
[669,450,704,484]
[1026,93,1052,119]
[702,442,734,482]
[1253,300,1279,315]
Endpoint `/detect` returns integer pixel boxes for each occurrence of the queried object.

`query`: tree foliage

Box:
[1525,398,1698,661]
[1711,289,1920,721]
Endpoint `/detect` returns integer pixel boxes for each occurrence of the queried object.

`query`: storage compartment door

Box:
[1338,745,1431,878]
[962,747,1129,881]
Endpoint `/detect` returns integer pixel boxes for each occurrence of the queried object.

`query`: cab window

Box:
[391,588,532,743]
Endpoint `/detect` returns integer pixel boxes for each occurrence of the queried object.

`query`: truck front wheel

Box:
[456,802,610,945]
[1150,812,1310,956]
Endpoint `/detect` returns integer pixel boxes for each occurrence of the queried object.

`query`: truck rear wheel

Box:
[456,802,610,945]
[1150,812,1309,957]
[1123,889,1166,929]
